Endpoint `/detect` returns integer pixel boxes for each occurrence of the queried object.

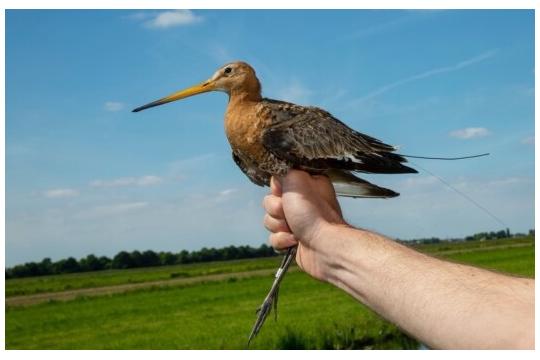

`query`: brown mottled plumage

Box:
[133,61,417,344]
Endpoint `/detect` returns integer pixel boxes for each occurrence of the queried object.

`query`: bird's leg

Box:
[247,246,297,345]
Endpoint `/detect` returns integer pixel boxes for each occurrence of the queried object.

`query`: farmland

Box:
[5,236,534,349]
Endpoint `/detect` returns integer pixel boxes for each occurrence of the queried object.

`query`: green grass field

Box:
[5,236,534,349]
[6,257,282,297]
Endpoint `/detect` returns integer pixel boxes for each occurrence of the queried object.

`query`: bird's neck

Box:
[229,90,262,104]
[226,90,259,121]
[228,77,262,103]
[225,87,262,139]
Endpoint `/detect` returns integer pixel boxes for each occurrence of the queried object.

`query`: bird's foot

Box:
[249,288,278,345]
[247,247,296,346]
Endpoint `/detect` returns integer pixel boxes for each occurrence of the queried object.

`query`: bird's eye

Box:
[224,67,232,74]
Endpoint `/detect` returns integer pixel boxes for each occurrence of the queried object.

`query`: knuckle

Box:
[263,214,272,230]
[264,214,286,233]
[276,232,297,249]
[268,198,284,218]
[268,200,279,216]
[269,233,281,247]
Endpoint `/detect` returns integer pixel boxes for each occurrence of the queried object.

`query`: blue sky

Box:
[6,9,534,266]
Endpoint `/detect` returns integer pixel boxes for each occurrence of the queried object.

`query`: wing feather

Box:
[260,99,416,174]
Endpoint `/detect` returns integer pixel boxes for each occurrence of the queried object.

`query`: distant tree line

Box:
[464,228,513,242]
[396,228,534,245]
[6,229,535,279]
[5,244,276,279]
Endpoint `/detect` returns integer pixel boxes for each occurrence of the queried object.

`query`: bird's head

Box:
[132,61,261,113]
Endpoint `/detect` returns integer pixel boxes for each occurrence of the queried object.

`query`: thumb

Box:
[281,169,313,195]
[270,176,282,196]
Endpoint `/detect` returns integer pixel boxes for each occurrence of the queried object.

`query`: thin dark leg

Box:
[247,246,297,346]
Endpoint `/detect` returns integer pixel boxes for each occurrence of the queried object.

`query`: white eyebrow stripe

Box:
[210,70,222,81]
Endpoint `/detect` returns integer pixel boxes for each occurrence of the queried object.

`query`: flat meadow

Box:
[5,236,534,349]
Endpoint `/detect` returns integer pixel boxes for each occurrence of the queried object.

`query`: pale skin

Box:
[263,169,534,349]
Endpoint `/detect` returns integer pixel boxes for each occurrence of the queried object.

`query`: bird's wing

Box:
[260,99,417,174]
[232,151,270,186]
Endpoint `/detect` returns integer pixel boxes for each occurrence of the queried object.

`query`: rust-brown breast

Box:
[225,100,265,157]
[224,98,291,180]
[225,100,268,158]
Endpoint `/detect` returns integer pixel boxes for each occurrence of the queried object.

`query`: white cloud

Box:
[207,44,233,63]
[487,177,531,187]
[451,177,531,191]
[143,10,202,29]
[521,136,534,145]
[97,202,148,214]
[126,12,151,21]
[219,188,238,197]
[355,49,498,102]
[351,15,415,39]
[104,101,125,112]
[77,202,149,219]
[214,188,239,203]
[277,79,313,104]
[43,188,79,199]
[90,175,163,188]
[449,127,491,140]
[219,189,238,196]
[137,175,163,186]
[401,176,439,188]
[166,153,216,179]
[349,11,443,40]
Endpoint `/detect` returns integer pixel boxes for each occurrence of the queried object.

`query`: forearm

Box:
[316,224,535,349]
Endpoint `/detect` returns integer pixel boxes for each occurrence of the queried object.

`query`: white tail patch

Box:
[328,170,398,198]
[333,182,377,198]
[332,182,395,198]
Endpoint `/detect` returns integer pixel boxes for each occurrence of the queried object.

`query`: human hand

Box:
[262,169,347,280]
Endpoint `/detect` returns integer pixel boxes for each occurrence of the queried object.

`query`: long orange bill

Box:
[132,80,216,112]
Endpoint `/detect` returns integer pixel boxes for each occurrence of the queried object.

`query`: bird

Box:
[132,61,417,344]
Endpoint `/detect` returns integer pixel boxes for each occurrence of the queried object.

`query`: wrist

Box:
[314,224,393,294]
[310,221,356,282]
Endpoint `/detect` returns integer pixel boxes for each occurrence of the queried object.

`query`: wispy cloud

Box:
[219,188,238,197]
[355,49,499,102]
[132,10,203,29]
[349,11,443,40]
[90,175,163,188]
[350,15,416,39]
[77,202,148,219]
[215,188,239,203]
[166,153,216,179]
[43,188,79,198]
[277,79,313,104]
[401,176,439,188]
[104,101,125,112]
[126,12,151,21]
[487,177,531,187]
[449,127,491,140]
[207,44,234,63]
[521,136,534,145]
